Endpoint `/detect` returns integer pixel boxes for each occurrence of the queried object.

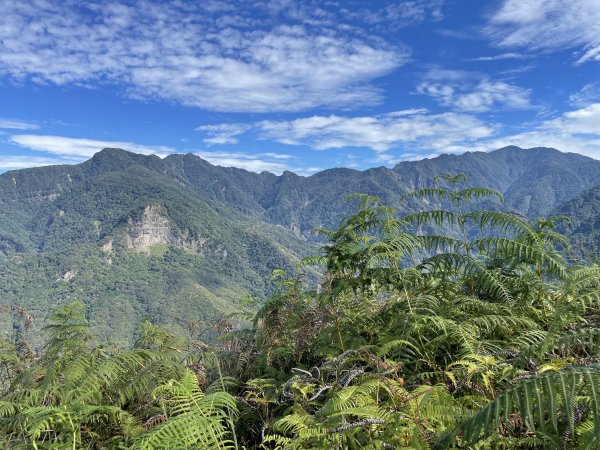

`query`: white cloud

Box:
[437,28,478,40]
[6,104,600,173]
[416,70,532,112]
[487,0,600,64]
[196,124,251,145]
[303,167,323,173]
[0,1,407,112]
[197,103,600,165]
[570,82,600,107]
[394,103,600,158]
[0,118,39,130]
[462,52,529,61]
[5,133,301,174]
[552,103,600,135]
[9,135,175,158]
[0,155,80,170]
[483,103,600,158]
[0,130,311,173]
[200,110,497,155]
[192,150,295,174]
[347,0,445,29]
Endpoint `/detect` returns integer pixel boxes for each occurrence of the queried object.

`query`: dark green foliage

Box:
[2,146,600,346]
[553,183,600,261]
[226,175,600,449]
[0,151,319,346]
[3,148,600,448]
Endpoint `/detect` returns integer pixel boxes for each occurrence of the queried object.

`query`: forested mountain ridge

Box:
[0,151,319,345]
[166,145,600,236]
[4,145,600,246]
[553,182,600,248]
[2,145,600,344]
[393,146,600,216]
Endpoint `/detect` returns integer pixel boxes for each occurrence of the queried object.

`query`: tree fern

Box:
[133,369,238,449]
[438,366,600,449]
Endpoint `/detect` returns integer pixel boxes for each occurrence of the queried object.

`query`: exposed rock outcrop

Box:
[124,203,207,254]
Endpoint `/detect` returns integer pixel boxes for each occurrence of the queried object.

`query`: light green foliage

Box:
[0,302,237,449]
[133,370,238,450]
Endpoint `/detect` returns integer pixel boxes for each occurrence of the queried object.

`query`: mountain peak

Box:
[3,143,600,346]
[493,145,524,152]
[95,147,130,156]
[84,148,164,175]
[93,147,150,161]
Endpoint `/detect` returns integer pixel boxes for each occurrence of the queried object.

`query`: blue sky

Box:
[1,0,600,175]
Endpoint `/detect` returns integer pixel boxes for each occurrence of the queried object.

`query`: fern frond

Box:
[476,237,567,279]
[462,210,529,234]
[404,187,453,202]
[404,210,457,227]
[441,366,600,448]
[134,369,238,449]
[455,187,504,204]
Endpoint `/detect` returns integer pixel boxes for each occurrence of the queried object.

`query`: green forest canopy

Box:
[2,176,600,449]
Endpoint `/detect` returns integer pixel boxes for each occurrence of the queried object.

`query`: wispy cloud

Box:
[196,124,252,145]
[570,82,600,107]
[0,118,39,130]
[7,104,600,173]
[484,103,600,158]
[9,135,175,158]
[462,52,530,61]
[6,133,306,175]
[540,102,600,135]
[437,28,478,40]
[198,103,600,164]
[344,0,445,30]
[198,109,497,156]
[0,155,80,170]
[192,150,298,174]
[486,0,600,64]
[416,69,532,112]
[0,1,408,112]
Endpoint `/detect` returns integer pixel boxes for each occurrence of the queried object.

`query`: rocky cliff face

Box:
[123,203,207,254]
[125,204,172,251]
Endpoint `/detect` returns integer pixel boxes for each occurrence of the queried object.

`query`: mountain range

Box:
[2,145,600,345]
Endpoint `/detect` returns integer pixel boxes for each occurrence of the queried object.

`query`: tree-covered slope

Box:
[392,146,600,217]
[552,182,600,251]
[4,146,599,251]
[163,146,600,237]
[3,178,600,449]
[0,150,319,345]
[1,145,600,344]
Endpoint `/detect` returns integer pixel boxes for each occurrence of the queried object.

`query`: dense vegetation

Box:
[3,146,600,346]
[2,175,600,448]
[0,153,318,346]
[555,183,600,254]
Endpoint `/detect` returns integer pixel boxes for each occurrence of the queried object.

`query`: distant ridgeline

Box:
[1,145,600,345]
